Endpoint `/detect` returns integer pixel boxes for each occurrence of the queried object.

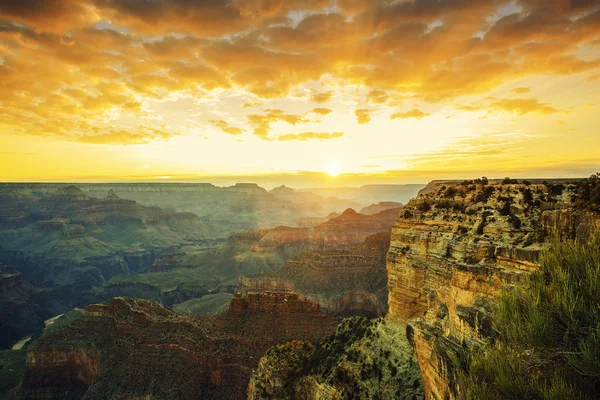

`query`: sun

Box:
[326,160,341,177]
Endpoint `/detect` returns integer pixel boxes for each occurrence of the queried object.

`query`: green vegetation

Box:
[0,349,26,397]
[459,234,600,399]
[574,173,600,211]
[250,317,423,400]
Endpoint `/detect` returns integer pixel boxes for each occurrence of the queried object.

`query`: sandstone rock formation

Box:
[272,232,391,317]
[359,201,403,215]
[18,291,338,399]
[386,180,600,399]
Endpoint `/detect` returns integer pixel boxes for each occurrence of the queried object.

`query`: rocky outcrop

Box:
[19,293,338,400]
[296,212,340,228]
[234,207,400,253]
[386,180,600,399]
[248,317,424,400]
[272,232,391,317]
[359,201,403,215]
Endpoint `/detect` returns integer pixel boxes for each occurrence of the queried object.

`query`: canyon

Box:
[0,183,403,352]
[5,178,599,400]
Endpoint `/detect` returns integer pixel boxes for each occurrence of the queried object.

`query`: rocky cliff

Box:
[18,291,338,399]
[272,232,391,317]
[386,180,600,399]
[247,317,424,400]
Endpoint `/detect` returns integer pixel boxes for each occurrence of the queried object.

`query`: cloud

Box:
[390,109,430,120]
[355,109,373,124]
[242,101,262,108]
[210,120,245,135]
[76,126,179,145]
[312,107,333,115]
[247,109,311,139]
[309,91,333,103]
[0,0,599,147]
[458,98,561,115]
[276,132,344,141]
[511,87,531,94]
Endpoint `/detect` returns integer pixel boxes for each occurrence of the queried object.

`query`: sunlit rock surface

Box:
[386,180,600,399]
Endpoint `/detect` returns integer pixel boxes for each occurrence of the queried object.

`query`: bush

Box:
[502,177,518,184]
[507,214,521,229]
[444,187,458,198]
[499,201,512,216]
[417,201,431,212]
[474,186,495,203]
[574,173,600,211]
[459,234,600,399]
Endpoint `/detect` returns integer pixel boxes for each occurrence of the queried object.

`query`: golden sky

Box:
[1,0,599,185]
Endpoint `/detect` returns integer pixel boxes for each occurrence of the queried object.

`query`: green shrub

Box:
[417,201,431,212]
[444,187,458,198]
[459,234,600,400]
[574,173,600,211]
[474,186,495,203]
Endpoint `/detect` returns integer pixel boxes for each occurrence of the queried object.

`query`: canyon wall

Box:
[273,232,391,316]
[386,181,600,399]
[18,288,338,399]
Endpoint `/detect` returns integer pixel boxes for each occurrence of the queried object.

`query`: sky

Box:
[0,0,599,186]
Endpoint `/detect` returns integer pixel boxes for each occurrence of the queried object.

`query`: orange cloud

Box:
[458,98,562,115]
[210,120,245,135]
[0,0,599,147]
[310,91,333,103]
[312,108,333,115]
[247,109,311,139]
[76,126,179,145]
[355,109,374,124]
[276,132,344,141]
[511,87,531,94]
[390,109,430,120]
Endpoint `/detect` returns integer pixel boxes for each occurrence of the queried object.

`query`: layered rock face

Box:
[234,207,400,253]
[359,201,403,215]
[273,232,391,317]
[19,292,338,399]
[386,181,600,399]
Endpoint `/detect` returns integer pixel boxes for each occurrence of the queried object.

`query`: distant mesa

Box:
[360,201,403,215]
[51,185,89,201]
[270,185,295,196]
[104,189,120,201]
[340,208,358,217]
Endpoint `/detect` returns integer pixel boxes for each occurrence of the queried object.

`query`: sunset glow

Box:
[1,1,599,185]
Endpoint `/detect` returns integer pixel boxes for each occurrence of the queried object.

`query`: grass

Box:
[459,234,600,400]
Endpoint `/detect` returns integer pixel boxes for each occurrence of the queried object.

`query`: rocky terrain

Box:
[272,232,391,317]
[300,185,423,206]
[359,202,404,215]
[83,207,401,313]
[17,286,339,399]
[248,317,423,400]
[386,178,600,399]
